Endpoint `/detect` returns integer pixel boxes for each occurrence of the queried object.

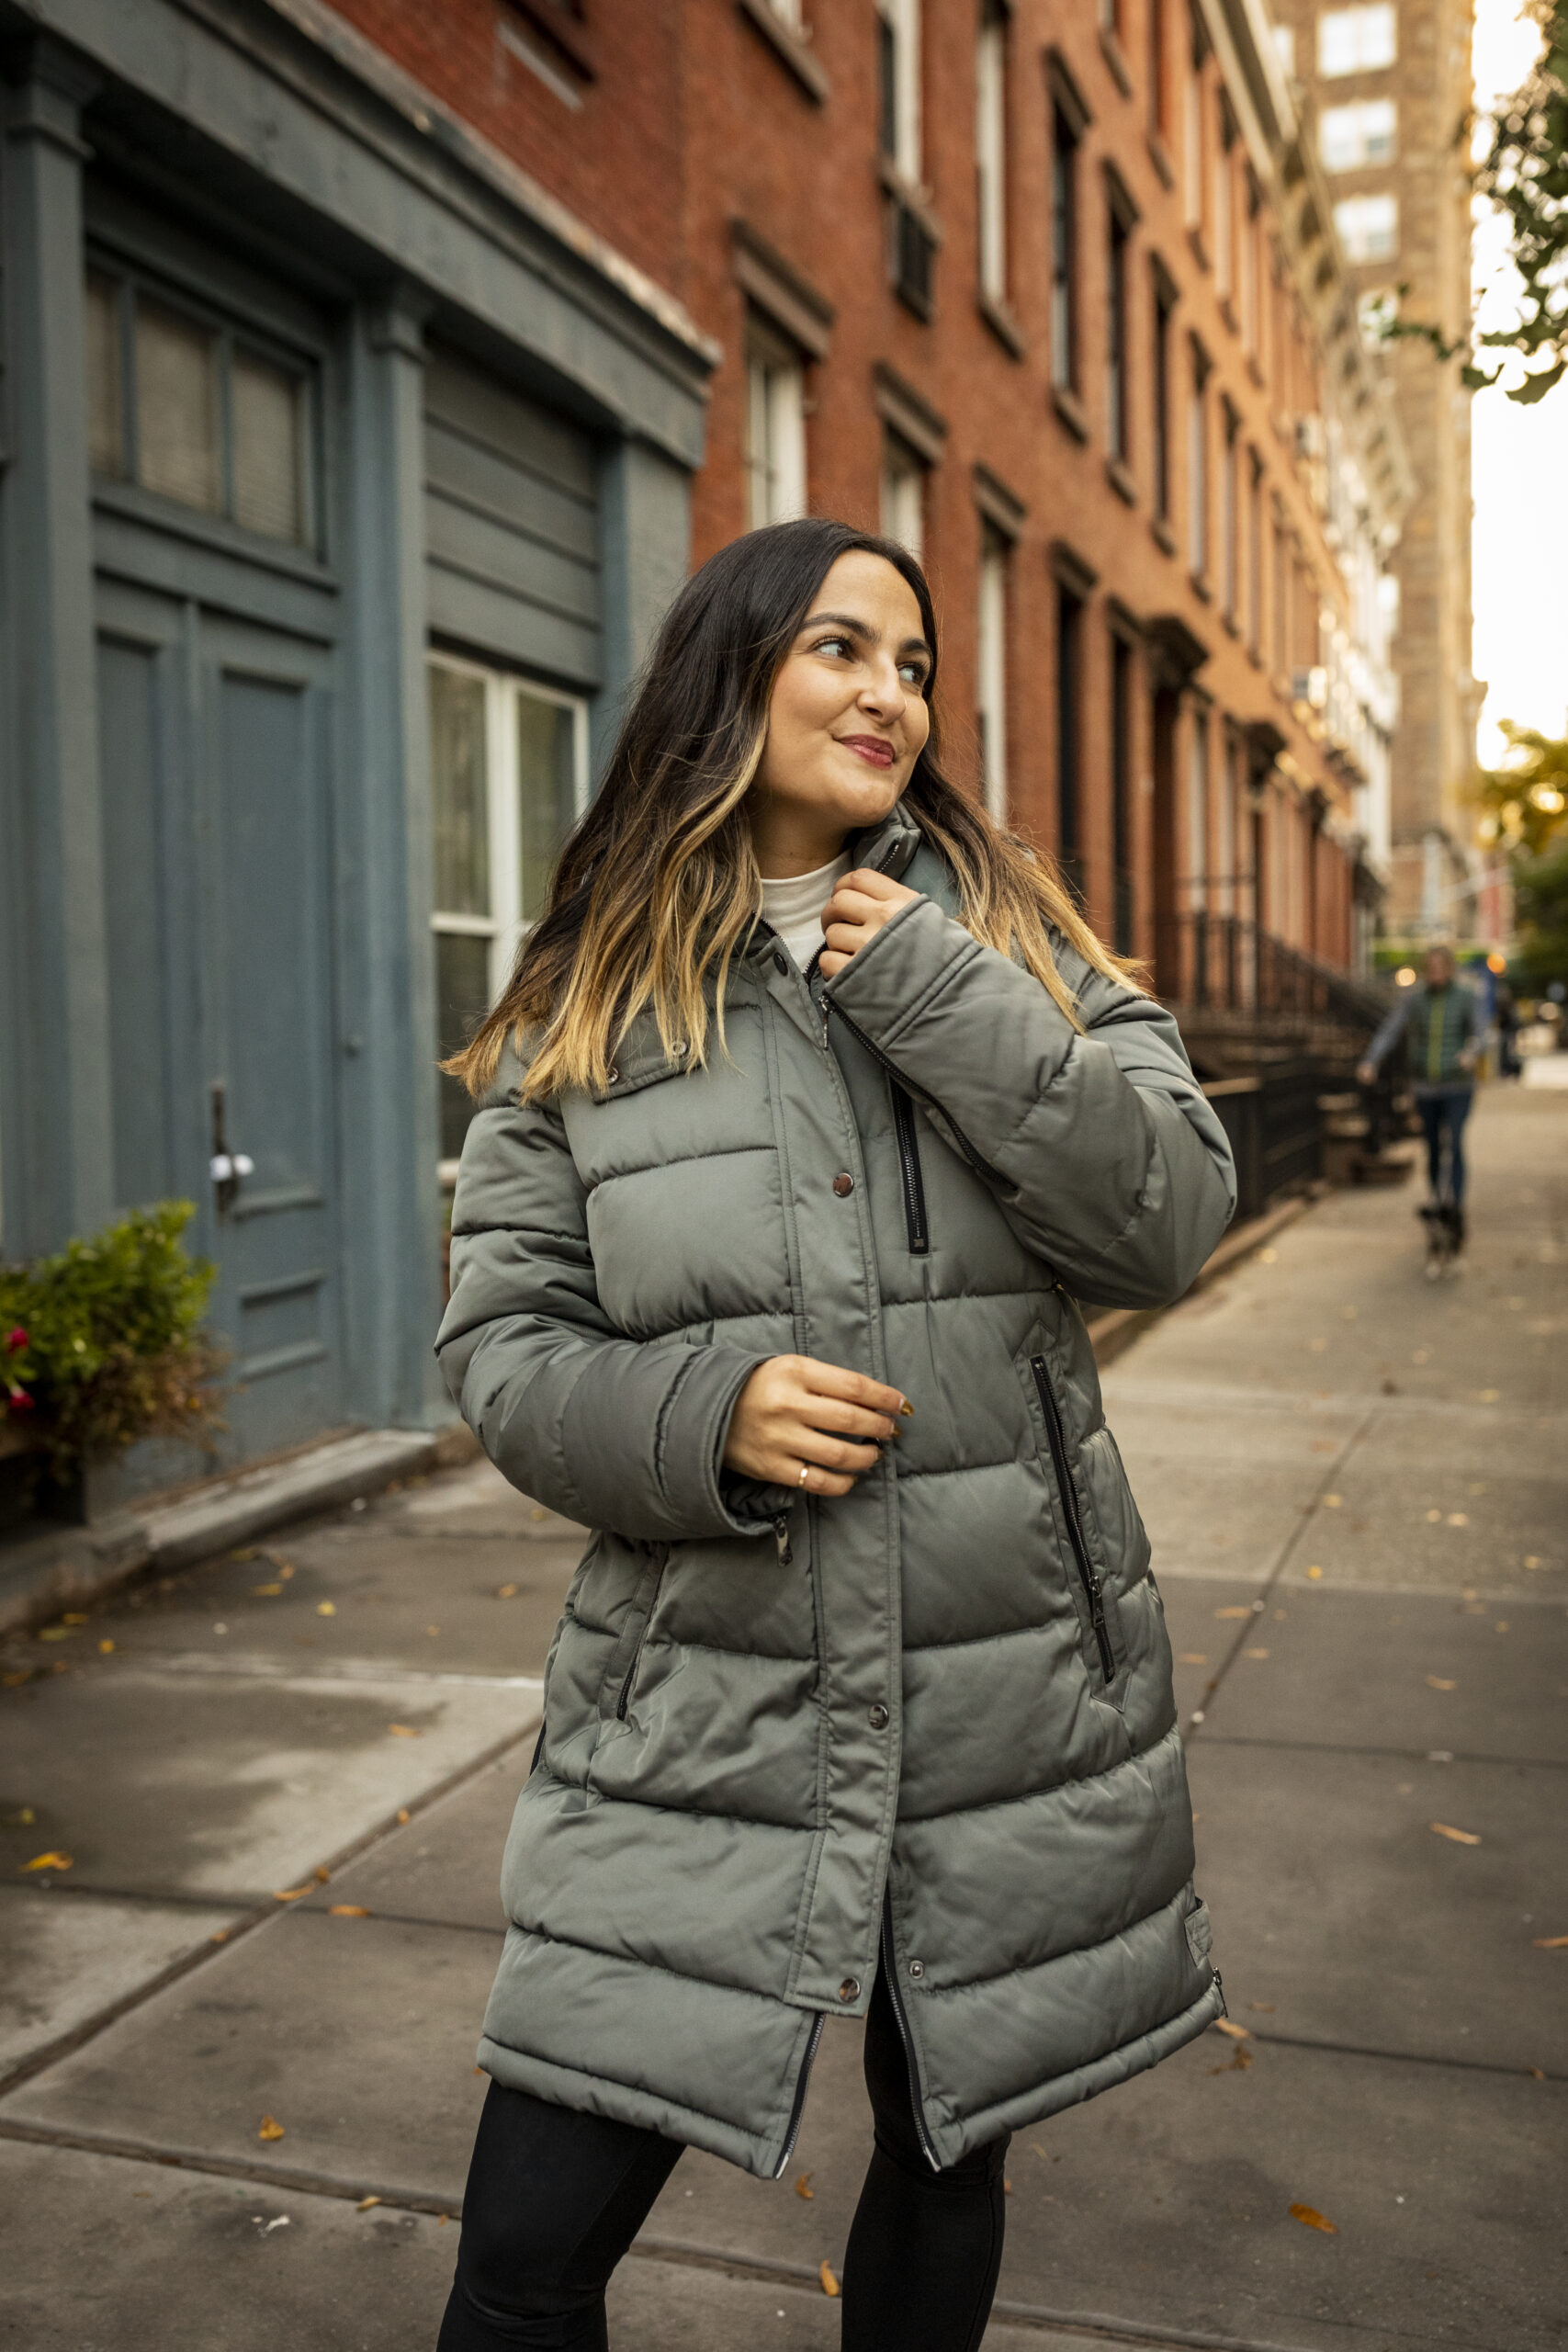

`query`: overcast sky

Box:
[1469,0,1568,758]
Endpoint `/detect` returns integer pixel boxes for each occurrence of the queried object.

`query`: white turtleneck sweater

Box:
[759,853,852,976]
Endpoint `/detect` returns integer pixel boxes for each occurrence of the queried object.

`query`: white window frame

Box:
[880,430,926,558]
[877,0,923,184]
[1317,5,1396,79]
[1334,192,1399,265]
[976,2,1008,302]
[746,318,807,529]
[977,527,1010,823]
[430,651,590,1184]
[1320,96,1397,172]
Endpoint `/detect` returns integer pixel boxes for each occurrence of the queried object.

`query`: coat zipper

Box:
[1029,1354,1114,1683]
[771,2013,826,2178]
[825,1000,1002,1187]
[889,1082,930,1255]
[880,1890,941,2171]
[615,1549,669,1721]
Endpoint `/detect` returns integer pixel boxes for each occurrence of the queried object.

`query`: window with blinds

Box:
[84,267,312,549]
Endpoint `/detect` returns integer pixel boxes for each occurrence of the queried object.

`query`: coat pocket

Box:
[1023,1348,1118,1688]
[596,1544,671,1722]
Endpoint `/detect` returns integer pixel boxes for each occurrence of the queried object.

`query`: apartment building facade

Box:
[0,0,1407,1489]
[1271,0,1479,939]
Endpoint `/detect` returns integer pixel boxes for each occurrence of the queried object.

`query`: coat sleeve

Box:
[435,1082,788,1544]
[824,895,1236,1309]
[1363,991,1411,1072]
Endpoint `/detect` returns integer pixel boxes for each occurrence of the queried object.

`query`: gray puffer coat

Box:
[437,803,1235,2179]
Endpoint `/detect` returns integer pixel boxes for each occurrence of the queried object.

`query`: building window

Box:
[1107,204,1131,460]
[1321,96,1397,171]
[881,430,926,557]
[1187,703,1209,910]
[1055,585,1085,901]
[1051,108,1078,391]
[1241,171,1261,353]
[1221,402,1239,622]
[976,524,1010,821]
[430,657,587,1172]
[1111,630,1134,956]
[1188,340,1209,578]
[84,266,313,548]
[1214,104,1235,299]
[976,2,1009,303]
[1273,510,1291,676]
[1317,4,1396,77]
[1148,0,1168,135]
[1182,12,1204,230]
[745,314,807,528]
[1153,273,1175,522]
[1334,192,1399,264]
[878,0,922,179]
[1247,449,1264,653]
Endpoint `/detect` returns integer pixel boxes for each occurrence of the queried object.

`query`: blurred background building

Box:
[1270,0,1483,945]
[1,0,1435,1487]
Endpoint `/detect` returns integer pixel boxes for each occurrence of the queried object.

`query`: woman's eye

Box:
[897,661,928,687]
[814,634,853,660]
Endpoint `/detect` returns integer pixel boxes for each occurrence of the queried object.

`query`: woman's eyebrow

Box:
[801,610,933,659]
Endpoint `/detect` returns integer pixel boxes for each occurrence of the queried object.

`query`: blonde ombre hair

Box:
[447,520,1141,1104]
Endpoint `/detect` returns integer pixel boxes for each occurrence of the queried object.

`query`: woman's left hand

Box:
[818,869,922,979]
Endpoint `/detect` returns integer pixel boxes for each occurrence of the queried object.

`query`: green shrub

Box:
[1,1203,224,1476]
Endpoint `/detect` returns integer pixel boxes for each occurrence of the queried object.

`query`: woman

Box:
[435,519,1235,2351]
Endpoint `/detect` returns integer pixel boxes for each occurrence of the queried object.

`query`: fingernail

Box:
[900,1400,915,1417]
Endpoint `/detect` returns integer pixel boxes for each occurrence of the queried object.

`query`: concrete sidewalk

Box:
[1,1083,1563,2350]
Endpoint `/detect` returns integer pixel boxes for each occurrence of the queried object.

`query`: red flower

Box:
[6,1386,35,1411]
[6,1328,27,1352]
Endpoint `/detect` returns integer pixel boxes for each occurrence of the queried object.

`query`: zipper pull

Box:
[773,1513,794,1567]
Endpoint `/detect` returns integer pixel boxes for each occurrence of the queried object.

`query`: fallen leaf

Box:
[1524,1556,1542,1570]
[436,2214,449,2229]
[1178,1651,1208,1665]
[1529,2066,1546,2078]
[1306,1566,1324,1580]
[1531,1935,1568,1949]
[1429,1822,1481,1846]
[388,1724,421,1738]
[1215,2019,1251,2040]
[1322,1495,1342,1508]
[273,1884,313,1902]
[819,2260,840,2298]
[5,1807,36,1826]
[1003,2176,1012,2193]
[794,2172,814,2200]
[396,1808,411,1825]
[62,1612,87,1625]
[330,1905,371,1917]
[1208,2045,1253,2074]
[1426,1677,1457,1690]
[230,1547,259,1562]
[314,1865,331,1883]
[1247,2002,1276,2013]
[98,1639,115,1654]
[1290,2203,1337,2233]
[257,2116,286,2142]
[496,1584,518,1600]
[424,1625,441,1636]
[20,1850,72,1872]
[209,1929,229,1943]
[1245,1647,1270,1659]
[37,1627,73,1642]
[356,2195,381,2211]
[252,1584,283,1598]
[1260,1249,1278,1262]
[1425,1510,1443,1524]
[1447,1513,1469,1529]
[1214,1606,1251,1620]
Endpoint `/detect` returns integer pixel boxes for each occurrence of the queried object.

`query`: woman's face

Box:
[751,550,933,869]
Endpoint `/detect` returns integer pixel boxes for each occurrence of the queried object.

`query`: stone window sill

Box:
[978,291,1027,358]
[1051,382,1090,444]
[1099,26,1134,97]
[1106,455,1138,506]
[1150,515,1178,556]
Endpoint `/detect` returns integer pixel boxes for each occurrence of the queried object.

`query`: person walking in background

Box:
[432,518,1235,2352]
[1358,944,1483,1254]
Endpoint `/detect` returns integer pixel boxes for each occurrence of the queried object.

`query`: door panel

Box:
[98,632,177,1212]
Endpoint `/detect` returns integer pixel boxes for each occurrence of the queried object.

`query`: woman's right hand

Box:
[724,1356,910,1498]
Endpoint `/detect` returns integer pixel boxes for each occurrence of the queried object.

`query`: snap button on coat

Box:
[868,1702,890,1730]
[438,803,1236,2183]
[832,1171,854,1195]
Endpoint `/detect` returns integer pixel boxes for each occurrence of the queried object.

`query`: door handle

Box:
[209,1081,253,1214]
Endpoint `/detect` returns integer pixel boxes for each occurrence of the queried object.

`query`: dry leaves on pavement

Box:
[1532,1934,1568,1949]
[257,2116,286,2142]
[1215,2019,1250,2040]
[819,2260,840,2298]
[1426,1677,1457,1690]
[330,1905,371,1917]
[388,1724,421,1738]
[794,2173,814,2200]
[1290,2203,1337,2233]
[273,1884,313,1902]
[356,2196,381,2211]
[19,1851,72,1872]
[1429,1822,1482,1846]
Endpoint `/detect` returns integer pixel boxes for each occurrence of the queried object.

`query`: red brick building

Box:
[328,0,1408,1046]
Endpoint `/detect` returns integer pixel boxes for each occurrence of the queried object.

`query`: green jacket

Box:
[437,804,1236,2178]
[1366,979,1483,1090]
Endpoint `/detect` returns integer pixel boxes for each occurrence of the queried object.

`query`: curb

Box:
[0,1427,444,1641]
[1086,1188,1322,1371]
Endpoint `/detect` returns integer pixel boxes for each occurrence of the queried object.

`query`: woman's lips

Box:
[839,735,896,768]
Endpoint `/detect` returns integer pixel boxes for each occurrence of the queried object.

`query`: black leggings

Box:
[437,1966,1010,2352]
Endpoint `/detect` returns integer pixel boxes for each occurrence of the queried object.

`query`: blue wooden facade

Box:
[0,2,716,1480]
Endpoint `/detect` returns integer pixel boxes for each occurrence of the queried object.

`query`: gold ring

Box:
[798,1463,810,1487]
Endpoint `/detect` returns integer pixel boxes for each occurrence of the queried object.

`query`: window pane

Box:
[135,297,220,514]
[517,692,578,928]
[85,272,126,479]
[1334,193,1398,263]
[881,435,924,558]
[429,666,491,916]
[435,931,493,1163]
[1318,5,1395,76]
[232,349,305,543]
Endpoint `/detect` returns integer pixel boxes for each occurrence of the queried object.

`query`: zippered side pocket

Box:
[1029,1355,1115,1684]
[889,1081,930,1255]
[597,1544,670,1723]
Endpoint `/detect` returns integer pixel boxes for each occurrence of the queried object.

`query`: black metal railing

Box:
[1160,910,1391,1042]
